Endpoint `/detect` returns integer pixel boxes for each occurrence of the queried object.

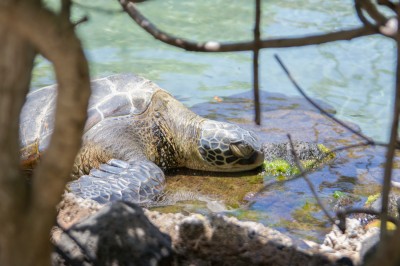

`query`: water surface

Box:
[33,1,398,242]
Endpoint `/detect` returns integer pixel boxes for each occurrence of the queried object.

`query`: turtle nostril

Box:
[229,143,254,159]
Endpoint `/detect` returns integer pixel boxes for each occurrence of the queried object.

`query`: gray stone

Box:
[262,141,325,165]
[54,201,172,266]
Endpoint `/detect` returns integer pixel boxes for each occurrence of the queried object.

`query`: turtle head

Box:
[188,120,264,172]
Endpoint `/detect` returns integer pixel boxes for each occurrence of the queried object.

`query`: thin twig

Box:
[73,16,89,27]
[336,208,400,233]
[248,141,388,205]
[287,134,336,225]
[274,54,375,145]
[119,0,378,52]
[355,0,389,26]
[380,9,400,241]
[253,0,261,125]
[61,0,72,20]
[377,0,396,10]
[355,0,377,29]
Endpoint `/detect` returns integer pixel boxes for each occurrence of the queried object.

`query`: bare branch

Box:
[251,140,394,205]
[355,0,377,29]
[73,16,89,27]
[379,8,400,242]
[274,54,374,145]
[336,208,400,233]
[287,134,336,225]
[61,0,72,20]
[253,0,261,125]
[356,0,389,26]
[119,0,378,53]
[377,0,396,10]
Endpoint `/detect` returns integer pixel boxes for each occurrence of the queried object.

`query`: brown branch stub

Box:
[74,16,89,27]
[61,0,72,20]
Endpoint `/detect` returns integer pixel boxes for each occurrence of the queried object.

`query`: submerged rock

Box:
[262,141,335,177]
[262,142,331,166]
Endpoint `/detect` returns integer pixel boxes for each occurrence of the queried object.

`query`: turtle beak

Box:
[229,142,264,166]
[229,142,253,159]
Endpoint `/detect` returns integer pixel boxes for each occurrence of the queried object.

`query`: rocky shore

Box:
[53,193,378,265]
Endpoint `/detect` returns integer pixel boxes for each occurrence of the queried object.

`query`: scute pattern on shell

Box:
[198,121,260,167]
[19,85,57,151]
[84,74,161,132]
[20,73,161,153]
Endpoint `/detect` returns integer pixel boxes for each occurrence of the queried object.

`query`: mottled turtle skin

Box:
[20,74,264,204]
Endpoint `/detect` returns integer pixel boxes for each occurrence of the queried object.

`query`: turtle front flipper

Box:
[68,159,165,204]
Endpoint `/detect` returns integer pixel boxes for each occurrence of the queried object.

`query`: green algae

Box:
[365,193,380,206]
[333,191,345,199]
[263,143,335,178]
[263,159,298,177]
[318,144,336,161]
[152,144,336,221]
[228,209,269,222]
[270,200,330,242]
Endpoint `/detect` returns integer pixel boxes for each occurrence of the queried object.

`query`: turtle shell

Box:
[20,73,162,160]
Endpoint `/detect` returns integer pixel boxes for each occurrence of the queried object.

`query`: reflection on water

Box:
[35,0,394,141]
[34,1,398,242]
[161,91,400,242]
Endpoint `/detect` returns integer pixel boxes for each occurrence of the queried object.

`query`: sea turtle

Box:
[20,74,264,204]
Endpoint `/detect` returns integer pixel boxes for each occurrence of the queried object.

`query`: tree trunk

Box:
[0,1,90,265]
[0,17,36,266]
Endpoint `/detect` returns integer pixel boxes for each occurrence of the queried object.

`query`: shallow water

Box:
[167,91,400,242]
[33,1,398,242]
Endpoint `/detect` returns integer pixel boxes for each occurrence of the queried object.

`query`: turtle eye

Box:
[229,142,254,159]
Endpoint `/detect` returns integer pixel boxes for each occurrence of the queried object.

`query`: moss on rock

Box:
[262,142,335,177]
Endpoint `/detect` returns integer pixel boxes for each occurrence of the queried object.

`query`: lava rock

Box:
[53,201,172,266]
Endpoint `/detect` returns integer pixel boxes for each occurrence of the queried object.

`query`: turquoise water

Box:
[34,0,395,142]
[32,1,398,241]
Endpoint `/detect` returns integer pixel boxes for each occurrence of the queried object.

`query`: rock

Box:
[55,187,370,266]
[321,218,379,265]
[146,209,331,266]
[53,199,172,266]
[262,141,327,166]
